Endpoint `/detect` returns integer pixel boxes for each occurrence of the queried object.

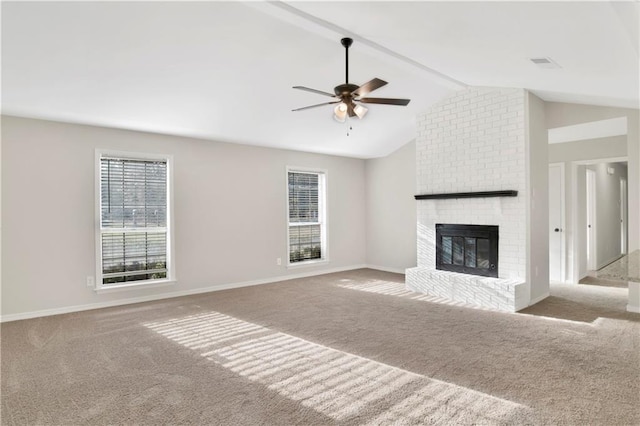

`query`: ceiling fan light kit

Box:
[293,37,410,123]
[333,103,347,122]
[353,104,368,119]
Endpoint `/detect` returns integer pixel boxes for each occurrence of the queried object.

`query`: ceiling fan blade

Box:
[359,97,411,106]
[352,78,387,97]
[293,86,337,98]
[292,101,340,112]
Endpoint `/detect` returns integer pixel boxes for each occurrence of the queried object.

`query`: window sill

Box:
[287,259,329,269]
[95,279,176,294]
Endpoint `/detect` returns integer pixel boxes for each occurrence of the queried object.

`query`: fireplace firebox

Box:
[436,224,499,278]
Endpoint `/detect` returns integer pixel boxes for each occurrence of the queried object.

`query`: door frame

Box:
[586,168,597,271]
[621,177,628,255]
[549,162,566,283]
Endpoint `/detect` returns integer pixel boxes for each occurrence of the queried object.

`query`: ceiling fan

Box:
[292,37,410,122]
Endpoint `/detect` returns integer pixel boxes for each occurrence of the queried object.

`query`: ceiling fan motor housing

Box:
[334,83,359,98]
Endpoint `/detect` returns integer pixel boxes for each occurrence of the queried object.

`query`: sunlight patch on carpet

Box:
[336,279,495,311]
[337,279,609,327]
[144,312,529,423]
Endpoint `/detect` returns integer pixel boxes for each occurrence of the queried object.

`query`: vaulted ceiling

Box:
[2,1,638,158]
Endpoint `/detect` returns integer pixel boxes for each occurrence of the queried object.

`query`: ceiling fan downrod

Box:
[341,37,353,84]
[334,37,358,102]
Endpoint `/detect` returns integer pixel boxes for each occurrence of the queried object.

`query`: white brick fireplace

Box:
[406,87,549,312]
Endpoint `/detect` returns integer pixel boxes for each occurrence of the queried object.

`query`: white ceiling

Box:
[2,1,638,158]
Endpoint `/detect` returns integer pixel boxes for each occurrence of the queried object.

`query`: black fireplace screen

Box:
[436,224,498,278]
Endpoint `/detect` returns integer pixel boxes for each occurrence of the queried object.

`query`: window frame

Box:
[286,166,328,268]
[94,149,175,292]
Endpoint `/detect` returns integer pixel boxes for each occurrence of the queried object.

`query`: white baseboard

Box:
[529,292,550,306]
[365,265,408,275]
[0,264,367,323]
[627,304,640,314]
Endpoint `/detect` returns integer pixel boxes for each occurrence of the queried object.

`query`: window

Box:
[96,151,173,289]
[287,169,326,265]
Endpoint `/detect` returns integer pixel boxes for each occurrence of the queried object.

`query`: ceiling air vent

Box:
[530,57,561,69]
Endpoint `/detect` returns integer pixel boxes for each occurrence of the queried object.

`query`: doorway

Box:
[571,159,628,281]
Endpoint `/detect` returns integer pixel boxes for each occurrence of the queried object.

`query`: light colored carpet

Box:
[579,274,628,288]
[2,269,639,425]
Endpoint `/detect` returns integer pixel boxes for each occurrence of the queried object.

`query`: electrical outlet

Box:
[276,258,282,266]
[86,276,95,287]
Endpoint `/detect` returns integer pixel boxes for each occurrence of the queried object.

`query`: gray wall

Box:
[2,116,367,317]
[365,140,417,273]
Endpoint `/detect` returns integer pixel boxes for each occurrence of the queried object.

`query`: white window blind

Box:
[99,156,169,286]
[288,170,325,263]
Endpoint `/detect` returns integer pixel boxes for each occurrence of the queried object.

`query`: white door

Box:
[621,178,627,255]
[586,169,597,271]
[549,164,564,282]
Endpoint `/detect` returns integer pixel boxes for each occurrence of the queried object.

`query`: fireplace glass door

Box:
[436,224,498,277]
